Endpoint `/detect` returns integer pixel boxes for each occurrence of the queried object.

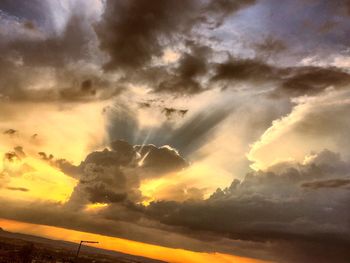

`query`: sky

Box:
[0,0,350,262]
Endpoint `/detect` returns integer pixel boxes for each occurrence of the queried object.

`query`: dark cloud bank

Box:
[2,141,350,263]
[3,0,350,100]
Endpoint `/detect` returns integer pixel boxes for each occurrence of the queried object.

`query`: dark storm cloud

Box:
[65,140,188,208]
[143,149,350,262]
[54,148,350,262]
[279,66,350,96]
[301,178,350,189]
[211,59,277,83]
[212,58,350,96]
[67,143,141,207]
[134,144,188,175]
[96,0,255,71]
[95,0,260,94]
[0,199,265,259]
[3,145,350,262]
[156,43,211,94]
[95,0,198,70]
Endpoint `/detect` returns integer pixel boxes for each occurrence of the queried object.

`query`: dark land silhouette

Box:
[0,227,167,263]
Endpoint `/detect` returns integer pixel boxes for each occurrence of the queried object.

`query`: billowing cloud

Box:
[65,140,188,209]
[95,0,198,70]
[144,150,350,263]
[249,89,350,169]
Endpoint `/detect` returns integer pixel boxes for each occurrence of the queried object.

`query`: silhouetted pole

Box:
[75,240,99,262]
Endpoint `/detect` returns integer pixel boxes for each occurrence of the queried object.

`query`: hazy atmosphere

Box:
[1,1,350,262]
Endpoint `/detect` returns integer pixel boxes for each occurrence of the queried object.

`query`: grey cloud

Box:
[156,43,211,94]
[95,0,258,95]
[67,145,141,208]
[143,150,350,262]
[301,178,350,189]
[0,198,273,259]
[211,58,277,83]
[65,140,188,208]
[134,144,188,176]
[95,0,199,71]
[0,8,122,103]
[254,36,287,57]
[3,145,350,262]
[279,66,350,96]
[4,15,89,68]
[212,58,350,96]
[95,0,255,71]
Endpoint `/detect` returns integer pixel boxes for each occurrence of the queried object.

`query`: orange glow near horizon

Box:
[0,219,271,263]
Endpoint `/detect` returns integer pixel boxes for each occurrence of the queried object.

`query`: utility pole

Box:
[75,240,99,262]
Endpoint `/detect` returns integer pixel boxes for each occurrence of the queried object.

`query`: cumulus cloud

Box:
[249,89,350,169]
[65,140,188,208]
[144,149,350,262]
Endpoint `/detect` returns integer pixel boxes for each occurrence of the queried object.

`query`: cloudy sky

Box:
[0,0,350,262]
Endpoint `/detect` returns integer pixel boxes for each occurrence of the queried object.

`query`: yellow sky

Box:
[0,219,270,263]
[0,153,77,203]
